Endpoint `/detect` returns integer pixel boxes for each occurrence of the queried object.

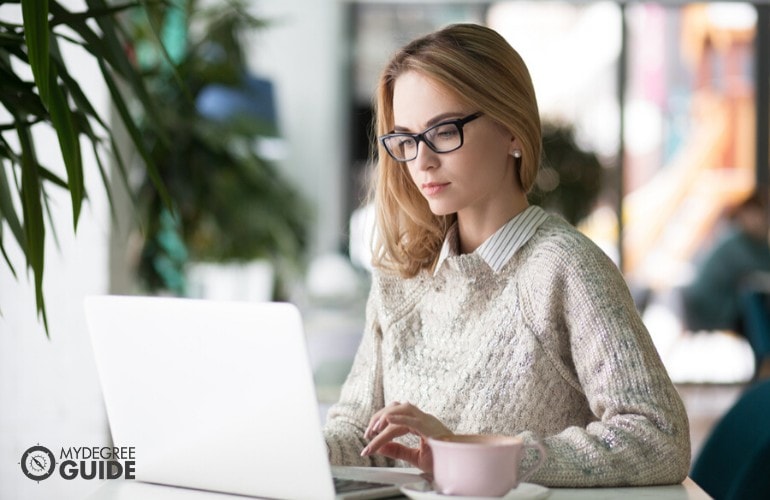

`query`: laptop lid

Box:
[85,296,352,500]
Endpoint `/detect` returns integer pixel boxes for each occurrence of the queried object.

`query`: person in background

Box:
[323,23,690,487]
[682,194,770,336]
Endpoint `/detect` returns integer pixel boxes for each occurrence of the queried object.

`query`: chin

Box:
[427,204,455,216]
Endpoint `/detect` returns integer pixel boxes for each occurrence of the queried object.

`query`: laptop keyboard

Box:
[333,477,392,493]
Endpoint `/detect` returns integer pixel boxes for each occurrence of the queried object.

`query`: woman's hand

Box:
[360,401,452,473]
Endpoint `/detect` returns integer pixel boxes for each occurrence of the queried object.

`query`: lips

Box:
[422,182,450,196]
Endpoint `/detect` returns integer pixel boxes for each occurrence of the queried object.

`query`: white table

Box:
[85,467,712,499]
[546,478,709,499]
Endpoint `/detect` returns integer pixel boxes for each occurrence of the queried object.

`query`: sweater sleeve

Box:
[519,229,691,487]
[323,276,393,466]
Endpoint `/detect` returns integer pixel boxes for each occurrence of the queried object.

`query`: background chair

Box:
[690,378,770,499]
[740,288,770,379]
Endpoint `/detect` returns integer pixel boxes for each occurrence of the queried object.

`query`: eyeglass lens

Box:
[383,121,463,162]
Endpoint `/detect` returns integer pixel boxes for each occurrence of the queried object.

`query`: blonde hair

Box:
[370,23,541,277]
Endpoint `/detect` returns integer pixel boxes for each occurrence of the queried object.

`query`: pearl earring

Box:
[512,149,522,159]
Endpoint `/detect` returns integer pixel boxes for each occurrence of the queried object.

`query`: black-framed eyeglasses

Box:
[379,112,483,162]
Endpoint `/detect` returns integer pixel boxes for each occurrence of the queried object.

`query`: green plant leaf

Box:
[21,0,50,105]
[0,159,26,255]
[45,66,84,228]
[52,53,107,130]
[99,58,171,209]
[0,233,18,280]
[41,186,62,253]
[0,50,48,120]
[16,123,48,334]
[133,0,192,101]
[49,32,143,224]
[18,2,85,229]
[38,165,68,189]
[50,0,170,146]
[90,140,118,223]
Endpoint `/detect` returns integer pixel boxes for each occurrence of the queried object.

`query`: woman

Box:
[323,23,690,487]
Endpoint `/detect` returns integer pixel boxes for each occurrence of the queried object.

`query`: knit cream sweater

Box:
[323,214,691,487]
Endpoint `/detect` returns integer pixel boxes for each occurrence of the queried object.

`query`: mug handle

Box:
[519,442,547,484]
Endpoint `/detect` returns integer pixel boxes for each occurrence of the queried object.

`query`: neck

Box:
[457,195,530,254]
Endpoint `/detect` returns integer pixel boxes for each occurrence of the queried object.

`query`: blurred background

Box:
[2,1,769,498]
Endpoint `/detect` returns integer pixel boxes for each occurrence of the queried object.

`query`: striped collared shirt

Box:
[434,205,549,274]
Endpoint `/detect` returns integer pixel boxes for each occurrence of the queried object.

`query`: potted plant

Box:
[128,0,309,299]
[1,0,307,333]
[528,122,604,226]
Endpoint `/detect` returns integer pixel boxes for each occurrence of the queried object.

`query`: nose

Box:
[410,140,438,171]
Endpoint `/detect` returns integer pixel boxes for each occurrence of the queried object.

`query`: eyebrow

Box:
[393,112,467,133]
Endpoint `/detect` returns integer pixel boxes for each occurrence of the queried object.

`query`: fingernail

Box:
[360,446,369,456]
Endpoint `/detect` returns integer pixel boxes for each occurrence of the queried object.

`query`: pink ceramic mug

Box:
[427,434,546,496]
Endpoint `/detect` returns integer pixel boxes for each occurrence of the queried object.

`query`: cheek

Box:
[464,127,512,162]
[468,153,516,193]
[405,163,420,185]
[465,142,512,177]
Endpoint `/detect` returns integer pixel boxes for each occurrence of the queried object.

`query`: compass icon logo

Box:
[20,445,56,482]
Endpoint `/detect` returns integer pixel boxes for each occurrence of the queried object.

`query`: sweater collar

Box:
[434,205,549,275]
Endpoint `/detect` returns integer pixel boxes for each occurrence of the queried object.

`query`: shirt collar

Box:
[434,205,549,275]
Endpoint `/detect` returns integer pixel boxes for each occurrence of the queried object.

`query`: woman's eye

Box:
[432,125,458,139]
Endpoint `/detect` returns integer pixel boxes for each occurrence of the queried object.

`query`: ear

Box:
[509,137,522,158]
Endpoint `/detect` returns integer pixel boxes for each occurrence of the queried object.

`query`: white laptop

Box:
[85,295,418,500]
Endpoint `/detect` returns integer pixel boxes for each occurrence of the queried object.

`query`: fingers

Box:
[383,414,423,432]
[364,401,420,439]
[364,415,388,440]
[386,413,451,439]
[361,406,447,456]
[361,421,411,456]
[363,435,435,473]
[364,401,403,440]
[375,441,420,465]
[360,404,446,474]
